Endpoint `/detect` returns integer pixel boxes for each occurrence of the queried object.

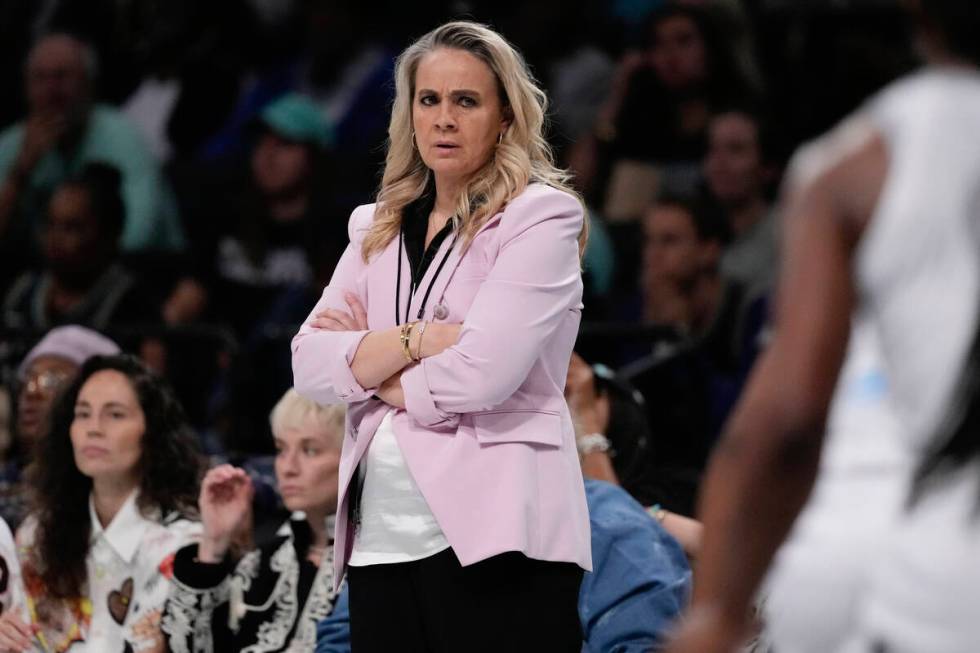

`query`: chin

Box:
[283,498,309,514]
[425,160,479,179]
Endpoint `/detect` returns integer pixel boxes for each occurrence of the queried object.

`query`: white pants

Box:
[840,462,980,653]
[761,464,907,653]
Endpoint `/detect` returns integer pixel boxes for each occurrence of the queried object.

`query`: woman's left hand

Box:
[311,293,368,331]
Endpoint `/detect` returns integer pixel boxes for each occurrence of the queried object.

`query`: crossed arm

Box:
[309,292,460,408]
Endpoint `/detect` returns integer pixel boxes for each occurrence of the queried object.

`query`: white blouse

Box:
[0,517,23,613]
[16,491,201,652]
[348,411,450,566]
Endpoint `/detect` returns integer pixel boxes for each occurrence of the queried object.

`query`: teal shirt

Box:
[0,105,185,251]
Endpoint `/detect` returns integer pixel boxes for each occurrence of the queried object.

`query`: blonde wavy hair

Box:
[361,20,586,261]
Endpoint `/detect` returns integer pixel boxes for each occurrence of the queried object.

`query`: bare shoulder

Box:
[786,117,888,237]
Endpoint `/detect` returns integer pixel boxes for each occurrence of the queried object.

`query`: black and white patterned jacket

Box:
[162,518,338,653]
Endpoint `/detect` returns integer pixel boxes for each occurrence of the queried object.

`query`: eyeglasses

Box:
[23,370,72,395]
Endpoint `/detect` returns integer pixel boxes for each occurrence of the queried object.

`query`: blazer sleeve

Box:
[400,187,583,426]
[292,205,378,404]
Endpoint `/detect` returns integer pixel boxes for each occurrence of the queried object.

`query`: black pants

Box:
[347,548,584,652]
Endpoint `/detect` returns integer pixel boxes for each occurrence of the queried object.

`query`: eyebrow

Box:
[417,88,483,98]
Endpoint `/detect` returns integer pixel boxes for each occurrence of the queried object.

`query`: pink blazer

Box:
[292,183,592,588]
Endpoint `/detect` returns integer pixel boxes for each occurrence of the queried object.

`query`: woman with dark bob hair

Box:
[0,354,204,653]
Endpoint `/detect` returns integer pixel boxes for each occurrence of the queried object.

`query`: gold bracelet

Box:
[413,321,428,361]
[399,321,418,362]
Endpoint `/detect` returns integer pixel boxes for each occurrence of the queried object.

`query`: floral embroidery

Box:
[158,553,176,580]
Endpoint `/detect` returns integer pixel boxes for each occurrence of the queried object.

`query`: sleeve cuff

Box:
[326,330,378,402]
[172,543,234,590]
[401,360,459,428]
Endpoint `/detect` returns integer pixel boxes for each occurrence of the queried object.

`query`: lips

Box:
[279,485,303,496]
[80,445,109,458]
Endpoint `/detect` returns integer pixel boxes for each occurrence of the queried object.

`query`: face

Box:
[412,48,510,186]
[70,370,145,484]
[704,113,767,206]
[17,356,78,446]
[274,419,341,517]
[26,36,91,122]
[42,186,104,273]
[251,131,313,198]
[643,204,703,286]
[649,15,707,90]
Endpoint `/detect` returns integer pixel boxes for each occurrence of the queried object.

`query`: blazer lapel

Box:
[411,212,504,321]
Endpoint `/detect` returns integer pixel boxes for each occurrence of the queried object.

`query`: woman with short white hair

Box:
[163,389,346,652]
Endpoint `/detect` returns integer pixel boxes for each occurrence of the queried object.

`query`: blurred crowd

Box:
[0,0,926,649]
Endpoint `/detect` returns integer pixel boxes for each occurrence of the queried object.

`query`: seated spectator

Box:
[165,93,339,329]
[171,94,343,454]
[0,33,184,288]
[163,389,346,652]
[0,325,119,529]
[639,195,743,373]
[703,108,780,298]
[566,352,703,557]
[591,3,757,220]
[613,196,761,513]
[0,354,204,652]
[578,479,691,652]
[1,163,161,332]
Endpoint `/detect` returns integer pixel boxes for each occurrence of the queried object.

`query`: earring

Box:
[497,131,504,146]
[411,131,417,149]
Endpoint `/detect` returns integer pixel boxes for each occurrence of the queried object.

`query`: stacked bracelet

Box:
[414,321,428,361]
[399,321,418,362]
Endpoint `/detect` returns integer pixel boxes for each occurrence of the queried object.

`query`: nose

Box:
[435,102,457,131]
[85,421,104,439]
[279,449,300,476]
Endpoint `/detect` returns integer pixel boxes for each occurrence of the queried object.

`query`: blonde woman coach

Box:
[292,20,590,653]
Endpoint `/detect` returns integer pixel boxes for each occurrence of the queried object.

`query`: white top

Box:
[0,517,23,615]
[16,490,201,652]
[851,67,980,653]
[348,411,450,566]
[781,66,980,653]
[761,322,910,653]
[857,68,980,453]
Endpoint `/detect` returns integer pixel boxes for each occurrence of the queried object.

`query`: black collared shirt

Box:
[402,190,454,288]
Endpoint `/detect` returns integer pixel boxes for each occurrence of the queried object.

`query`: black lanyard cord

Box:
[395,226,458,325]
[415,232,458,321]
[395,229,404,326]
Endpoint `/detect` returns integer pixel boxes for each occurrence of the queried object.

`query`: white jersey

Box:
[764,67,980,653]
[762,321,909,653]
[849,66,980,653]
[856,67,980,456]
